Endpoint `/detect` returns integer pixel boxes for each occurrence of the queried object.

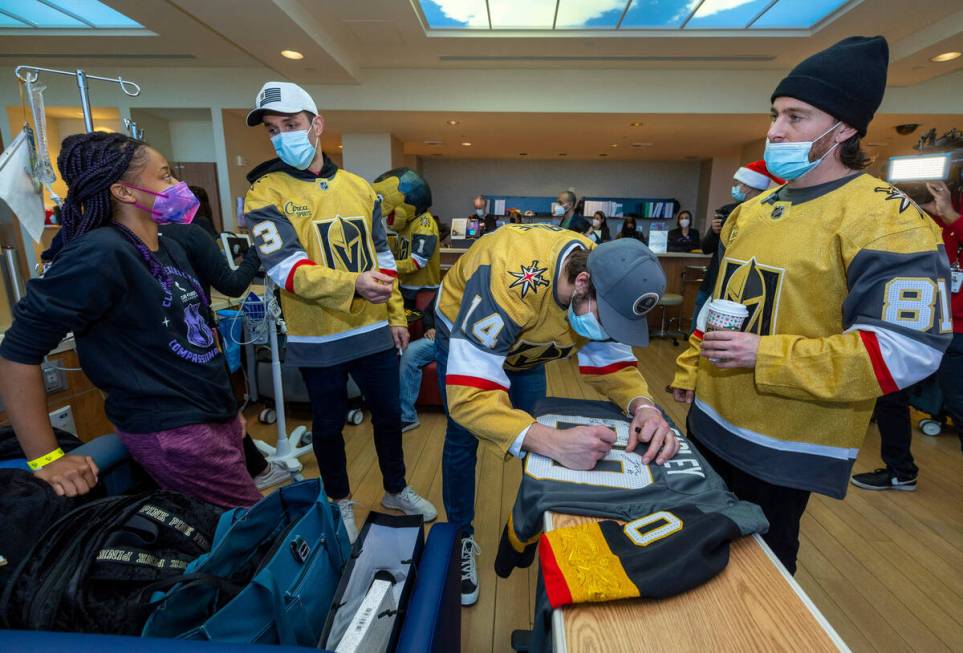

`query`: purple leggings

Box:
[118,416,262,508]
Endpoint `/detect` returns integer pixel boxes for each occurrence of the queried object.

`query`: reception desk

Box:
[441,246,710,332]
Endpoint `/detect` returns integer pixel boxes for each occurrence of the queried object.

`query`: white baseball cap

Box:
[246,81,318,126]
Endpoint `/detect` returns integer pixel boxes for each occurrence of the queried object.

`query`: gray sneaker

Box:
[254,461,291,491]
[381,486,437,522]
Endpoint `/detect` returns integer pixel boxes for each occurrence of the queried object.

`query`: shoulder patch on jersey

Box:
[508,259,550,299]
[874,185,919,215]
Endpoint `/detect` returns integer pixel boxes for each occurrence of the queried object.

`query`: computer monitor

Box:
[466,218,480,238]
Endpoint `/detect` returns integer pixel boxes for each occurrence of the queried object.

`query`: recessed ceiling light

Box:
[460,141,472,147]
[609,144,618,148]
[446,120,459,125]
[337,144,343,149]
[629,121,643,127]
[424,139,444,146]
[930,51,961,63]
[281,50,304,60]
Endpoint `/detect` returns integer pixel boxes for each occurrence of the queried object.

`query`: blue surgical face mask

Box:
[271,126,318,170]
[763,121,841,181]
[731,185,747,202]
[553,204,566,217]
[475,208,485,217]
[568,295,610,341]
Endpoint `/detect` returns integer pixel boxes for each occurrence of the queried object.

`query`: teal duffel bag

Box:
[142,478,350,646]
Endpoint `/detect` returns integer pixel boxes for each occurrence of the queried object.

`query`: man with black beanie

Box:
[670,36,951,574]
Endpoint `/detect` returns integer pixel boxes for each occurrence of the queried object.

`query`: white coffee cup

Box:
[705,299,749,332]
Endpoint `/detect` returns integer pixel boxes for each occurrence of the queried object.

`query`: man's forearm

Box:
[520,422,556,457]
[0,358,59,459]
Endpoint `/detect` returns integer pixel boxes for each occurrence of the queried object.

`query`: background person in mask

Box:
[667,209,700,252]
[616,215,645,243]
[669,36,951,575]
[244,81,436,542]
[471,194,490,221]
[554,189,579,229]
[434,227,677,606]
[694,160,784,329]
[587,210,610,243]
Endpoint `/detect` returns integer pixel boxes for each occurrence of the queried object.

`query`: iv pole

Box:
[14,65,142,133]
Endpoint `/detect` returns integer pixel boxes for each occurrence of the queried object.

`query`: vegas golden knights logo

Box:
[316,216,374,273]
[505,340,574,369]
[717,257,784,335]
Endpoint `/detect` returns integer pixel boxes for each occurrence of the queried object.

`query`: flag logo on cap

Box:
[259,87,282,107]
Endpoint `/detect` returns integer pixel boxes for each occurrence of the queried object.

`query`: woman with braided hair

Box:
[0,132,261,507]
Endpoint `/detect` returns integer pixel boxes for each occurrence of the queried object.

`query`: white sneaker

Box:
[336,498,359,544]
[253,461,291,491]
[381,486,438,522]
[460,535,480,606]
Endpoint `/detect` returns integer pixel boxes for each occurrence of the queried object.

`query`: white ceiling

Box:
[0,0,958,87]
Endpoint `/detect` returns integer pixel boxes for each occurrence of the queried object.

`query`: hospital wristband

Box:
[27,447,65,471]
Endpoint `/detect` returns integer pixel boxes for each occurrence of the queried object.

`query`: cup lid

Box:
[708,299,749,317]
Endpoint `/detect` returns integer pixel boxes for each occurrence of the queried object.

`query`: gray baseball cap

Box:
[588,239,666,347]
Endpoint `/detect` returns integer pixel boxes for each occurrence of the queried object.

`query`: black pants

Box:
[300,347,406,500]
[242,434,268,478]
[873,390,917,478]
[939,332,963,449]
[688,421,811,575]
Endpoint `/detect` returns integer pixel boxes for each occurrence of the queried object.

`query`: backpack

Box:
[0,470,82,587]
[0,491,222,635]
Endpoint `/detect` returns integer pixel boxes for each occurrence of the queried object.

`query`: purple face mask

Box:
[126,181,200,225]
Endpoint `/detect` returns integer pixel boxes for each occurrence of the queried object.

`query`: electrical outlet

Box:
[49,406,77,436]
[41,362,66,394]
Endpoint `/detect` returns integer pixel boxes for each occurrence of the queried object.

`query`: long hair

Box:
[57,131,147,243]
[54,132,200,302]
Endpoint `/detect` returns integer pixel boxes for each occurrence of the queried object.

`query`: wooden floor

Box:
[245,340,963,653]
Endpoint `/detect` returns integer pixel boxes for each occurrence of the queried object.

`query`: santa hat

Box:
[733,160,784,190]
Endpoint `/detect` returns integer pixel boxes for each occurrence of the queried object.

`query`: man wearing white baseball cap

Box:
[243,81,436,541]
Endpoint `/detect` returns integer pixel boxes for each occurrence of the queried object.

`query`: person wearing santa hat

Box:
[691,160,784,330]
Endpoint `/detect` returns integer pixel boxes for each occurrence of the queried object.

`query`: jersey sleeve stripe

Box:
[377,249,397,272]
[285,258,317,293]
[854,324,944,392]
[579,360,637,375]
[693,329,704,340]
[538,536,574,609]
[445,374,509,392]
[380,268,398,279]
[448,336,512,387]
[858,330,898,394]
[411,252,428,269]
[577,341,637,367]
[268,251,309,291]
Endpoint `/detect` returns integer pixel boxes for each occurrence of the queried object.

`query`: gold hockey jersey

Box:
[390,211,441,291]
[672,174,951,497]
[244,156,406,367]
[436,224,654,455]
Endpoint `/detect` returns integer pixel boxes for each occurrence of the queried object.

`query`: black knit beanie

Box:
[771,36,889,137]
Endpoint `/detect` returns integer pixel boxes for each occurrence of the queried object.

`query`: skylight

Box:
[418,0,853,31]
[0,0,144,29]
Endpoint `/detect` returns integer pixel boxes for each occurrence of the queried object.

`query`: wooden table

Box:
[544,512,848,653]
